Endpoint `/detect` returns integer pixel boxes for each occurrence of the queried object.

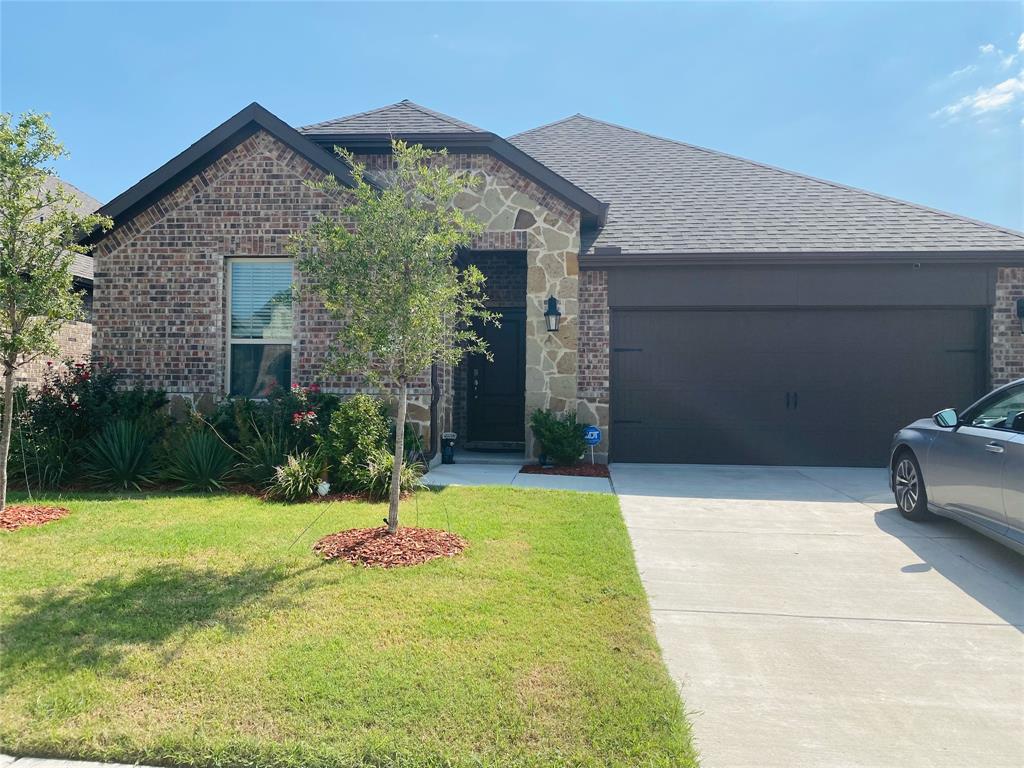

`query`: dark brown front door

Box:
[468,309,525,444]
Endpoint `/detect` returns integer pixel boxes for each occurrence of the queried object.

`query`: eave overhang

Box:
[580,248,1024,269]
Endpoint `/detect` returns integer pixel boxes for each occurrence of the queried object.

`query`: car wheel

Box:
[893,451,931,521]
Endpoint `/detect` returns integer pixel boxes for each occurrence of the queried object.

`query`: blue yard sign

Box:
[583,425,602,446]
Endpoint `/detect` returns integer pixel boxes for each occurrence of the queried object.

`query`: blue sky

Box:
[2,1,1021,229]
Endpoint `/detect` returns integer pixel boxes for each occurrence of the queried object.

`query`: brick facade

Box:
[992,267,1024,386]
[15,321,93,389]
[93,131,582,456]
[94,131,350,401]
[576,269,609,460]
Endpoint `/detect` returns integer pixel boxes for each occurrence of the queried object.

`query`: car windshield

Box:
[967,385,1024,431]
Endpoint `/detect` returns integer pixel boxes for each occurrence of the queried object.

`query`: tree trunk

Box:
[387,378,407,534]
[0,367,15,513]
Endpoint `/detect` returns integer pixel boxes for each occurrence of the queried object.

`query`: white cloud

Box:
[932,71,1024,119]
[949,63,978,78]
[935,36,1024,125]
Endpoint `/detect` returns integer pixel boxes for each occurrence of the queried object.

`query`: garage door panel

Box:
[611,309,985,467]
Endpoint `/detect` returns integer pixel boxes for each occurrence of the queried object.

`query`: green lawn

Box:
[0,487,696,768]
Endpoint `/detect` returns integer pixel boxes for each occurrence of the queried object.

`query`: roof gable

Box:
[301,100,485,135]
[510,114,1024,259]
[88,103,363,243]
[302,102,608,229]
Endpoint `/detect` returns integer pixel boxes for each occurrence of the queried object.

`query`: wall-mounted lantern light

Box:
[1017,298,1024,334]
[544,296,562,333]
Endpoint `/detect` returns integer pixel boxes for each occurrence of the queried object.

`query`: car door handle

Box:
[985,442,1005,454]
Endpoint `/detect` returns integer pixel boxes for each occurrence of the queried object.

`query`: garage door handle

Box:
[985,442,1004,454]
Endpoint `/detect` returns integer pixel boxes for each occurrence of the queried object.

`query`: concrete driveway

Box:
[611,464,1024,768]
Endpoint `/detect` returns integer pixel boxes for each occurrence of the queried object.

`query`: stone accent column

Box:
[524,213,580,458]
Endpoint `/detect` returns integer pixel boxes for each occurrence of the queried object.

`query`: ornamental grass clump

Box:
[266,451,327,503]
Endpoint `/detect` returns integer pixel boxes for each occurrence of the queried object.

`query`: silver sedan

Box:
[890,378,1024,554]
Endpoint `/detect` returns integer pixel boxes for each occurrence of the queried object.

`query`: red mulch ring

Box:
[1,504,71,531]
[520,463,610,478]
[313,526,468,568]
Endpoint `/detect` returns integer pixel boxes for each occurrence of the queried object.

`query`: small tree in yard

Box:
[293,140,495,533]
[0,112,111,512]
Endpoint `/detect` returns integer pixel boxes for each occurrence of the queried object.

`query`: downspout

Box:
[426,362,441,462]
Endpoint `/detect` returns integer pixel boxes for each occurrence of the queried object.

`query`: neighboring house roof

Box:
[85,103,366,245]
[301,100,485,135]
[509,114,1024,261]
[41,176,101,281]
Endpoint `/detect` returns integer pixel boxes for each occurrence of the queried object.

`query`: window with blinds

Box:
[227,259,293,397]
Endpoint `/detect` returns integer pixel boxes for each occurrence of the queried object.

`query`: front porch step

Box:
[463,441,525,453]
[451,448,525,466]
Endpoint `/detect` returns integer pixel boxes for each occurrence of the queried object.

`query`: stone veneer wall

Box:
[355,153,582,457]
[577,270,610,461]
[992,267,1024,386]
[14,321,93,389]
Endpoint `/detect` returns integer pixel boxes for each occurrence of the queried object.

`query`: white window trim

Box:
[225,257,295,396]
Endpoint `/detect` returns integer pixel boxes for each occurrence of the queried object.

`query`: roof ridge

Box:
[553,114,1024,241]
[399,100,481,131]
[508,114,585,140]
[299,102,401,131]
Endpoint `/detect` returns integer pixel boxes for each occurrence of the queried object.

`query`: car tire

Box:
[893,451,931,521]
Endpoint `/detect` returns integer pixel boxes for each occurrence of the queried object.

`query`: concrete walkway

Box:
[612,463,1024,768]
[424,461,612,493]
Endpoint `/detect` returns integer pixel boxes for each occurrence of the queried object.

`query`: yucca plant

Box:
[239,427,288,485]
[165,429,236,491]
[84,420,153,491]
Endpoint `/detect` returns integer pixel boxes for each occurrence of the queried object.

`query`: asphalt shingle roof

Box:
[301,100,485,135]
[43,177,101,281]
[509,115,1024,255]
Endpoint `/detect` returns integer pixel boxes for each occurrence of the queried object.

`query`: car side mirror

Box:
[933,408,959,428]
[1011,411,1024,433]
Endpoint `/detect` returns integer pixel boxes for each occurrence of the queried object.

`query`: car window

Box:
[967,385,1024,433]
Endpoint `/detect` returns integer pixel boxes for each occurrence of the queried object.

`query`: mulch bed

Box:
[520,463,611,478]
[313,526,468,568]
[1,504,71,531]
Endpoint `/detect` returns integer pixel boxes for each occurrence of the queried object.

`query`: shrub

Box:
[8,385,69,491]
[207,384,340,459]
[529,409,586,466]
[266,451,327,503]
[362,446,425,500]
[165,429,237,491]
[6,359,168,489]
[320,394,391,490]
[84,420,154,490]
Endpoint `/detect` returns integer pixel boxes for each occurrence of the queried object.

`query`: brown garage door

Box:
[610,308,987,467]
